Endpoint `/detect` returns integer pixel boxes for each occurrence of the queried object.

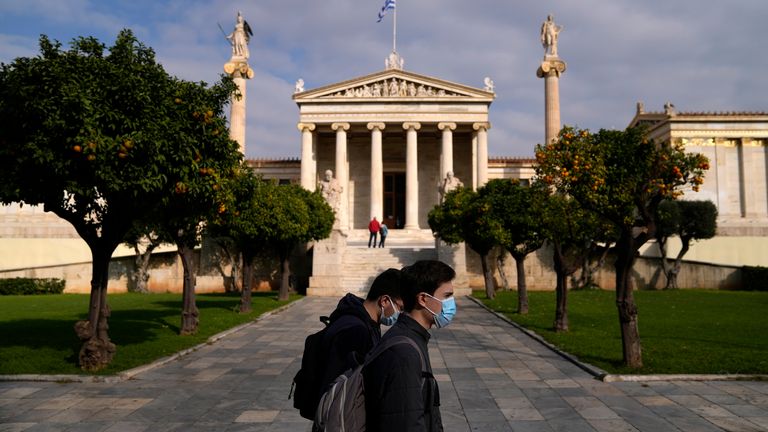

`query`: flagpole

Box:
[392,1,397,52]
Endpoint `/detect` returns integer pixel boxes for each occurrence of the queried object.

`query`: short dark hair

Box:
[400,260,456,312]
[366,268,402,301]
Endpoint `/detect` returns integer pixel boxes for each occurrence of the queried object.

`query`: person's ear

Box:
[416,292,428,309]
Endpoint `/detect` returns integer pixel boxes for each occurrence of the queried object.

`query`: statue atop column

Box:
[319,169,343,216]
[227,11,253,60]
[440,171,463,202]
[540,14,563,58]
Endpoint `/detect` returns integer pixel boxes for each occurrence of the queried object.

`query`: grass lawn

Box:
[476,289,768,375]
[0,292,298,376]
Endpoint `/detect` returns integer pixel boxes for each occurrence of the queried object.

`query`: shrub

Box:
[741,266,768,291]
[0,278,66,295]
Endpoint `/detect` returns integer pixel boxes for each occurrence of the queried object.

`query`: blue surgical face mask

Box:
[424,293,457,328]
[380,295,400,326]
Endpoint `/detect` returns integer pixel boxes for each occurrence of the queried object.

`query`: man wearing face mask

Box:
[363,260,456,432]
[319,268,404,397]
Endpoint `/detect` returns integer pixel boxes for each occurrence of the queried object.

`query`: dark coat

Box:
[320,293,381,392]
[363,313,443,432]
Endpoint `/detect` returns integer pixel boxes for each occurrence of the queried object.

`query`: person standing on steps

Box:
[368,217,380,248]
[378,222,389,248]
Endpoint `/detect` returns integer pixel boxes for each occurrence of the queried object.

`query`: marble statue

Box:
[440,171,463,202]
[319,169,343,213]
[294,78,305,94]
[227,11,252,59]
[540,14,563,57]
[483,77,495,93]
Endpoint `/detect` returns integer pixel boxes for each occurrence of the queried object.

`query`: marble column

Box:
[223,62,254,155]
[537,58,567,146]
[474,122,490,188]
[403,122,421,229]
[368,123,385,220]
[298,123,316,191]
[332,123,350,232]
[438,122,456,180]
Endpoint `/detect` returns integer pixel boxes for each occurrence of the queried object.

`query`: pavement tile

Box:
[1,296,767,432]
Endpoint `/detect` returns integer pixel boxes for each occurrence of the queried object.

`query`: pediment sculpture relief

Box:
[323,78,463,98]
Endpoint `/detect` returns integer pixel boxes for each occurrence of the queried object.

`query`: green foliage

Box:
[535,126,709,230]
[677,200,718,241]
[0,292,298,375]
[0,29,240,250]
[0,278,65,295]
[655,199,682,239]
[479,289,768,374]
[480,179,547,258]
[740,266,768,291]
[428,187,474,245]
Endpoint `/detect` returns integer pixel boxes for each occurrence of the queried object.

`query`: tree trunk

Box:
[615,232,643,368]
[75,246,117,371]
[668,237,691,290]
[240,252,254,313]
[513,254,528,314]
[230,251,242,293]
[178,244,199,335]
[130,243,155,293]
[496,254,510,291]
[552,245,569,332]
[481,253,495,300]
[278,253,291,301]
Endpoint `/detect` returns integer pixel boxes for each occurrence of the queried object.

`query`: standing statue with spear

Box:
[220,11,253,60]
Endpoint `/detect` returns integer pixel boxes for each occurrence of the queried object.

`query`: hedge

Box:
[740,266,768,291]
[0,278,66,295]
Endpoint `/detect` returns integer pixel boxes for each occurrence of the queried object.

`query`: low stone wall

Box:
[465,244,743,291]
[0,243,293,295]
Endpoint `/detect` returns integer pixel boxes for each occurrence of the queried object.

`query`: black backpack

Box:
[291,315,331,420]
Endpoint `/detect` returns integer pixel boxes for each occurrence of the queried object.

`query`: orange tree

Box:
[481,179,548,313]
[535,126,708,368]
[0,31,240,370]
[209,167,271,312]
[429,187,506,299]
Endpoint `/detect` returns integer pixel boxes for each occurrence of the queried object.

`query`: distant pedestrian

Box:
[368,217,380,248]
[363,260,457,431]
[378,223,388,248]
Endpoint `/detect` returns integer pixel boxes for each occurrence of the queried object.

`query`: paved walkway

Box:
[1,297,767,432]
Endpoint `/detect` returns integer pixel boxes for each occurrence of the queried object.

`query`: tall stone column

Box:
[298,123,316,191]
[368,123,385,220]
[403,122,421,229]
[474,122,490,187]
[223,63,254,155]
[438,122,456,180]
[332,123,350,232]
[537,59,567,146]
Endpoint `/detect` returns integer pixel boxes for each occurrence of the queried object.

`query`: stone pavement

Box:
[1,297,767,432]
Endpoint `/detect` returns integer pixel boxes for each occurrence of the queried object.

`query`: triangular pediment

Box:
[294,69,494,102]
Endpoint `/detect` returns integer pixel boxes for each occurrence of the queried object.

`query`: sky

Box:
[2,0,767,160]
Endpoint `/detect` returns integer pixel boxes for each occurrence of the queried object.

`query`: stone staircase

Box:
[307,229,438,296]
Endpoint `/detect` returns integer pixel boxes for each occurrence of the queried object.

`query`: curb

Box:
[465,295,768,383]
[0,296,305,384]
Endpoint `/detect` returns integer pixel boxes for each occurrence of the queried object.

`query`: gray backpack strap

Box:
[363,335,427,373]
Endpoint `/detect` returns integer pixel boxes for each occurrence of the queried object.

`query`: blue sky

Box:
[2,0,767,160]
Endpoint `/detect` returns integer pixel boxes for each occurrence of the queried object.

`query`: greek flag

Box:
[377,0,395,22]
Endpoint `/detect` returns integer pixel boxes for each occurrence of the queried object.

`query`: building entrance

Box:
[383,172,406,229]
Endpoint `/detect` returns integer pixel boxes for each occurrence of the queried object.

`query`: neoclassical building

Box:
[293,63,495,232]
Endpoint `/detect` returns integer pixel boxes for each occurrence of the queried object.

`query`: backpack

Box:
[291,315,331,420]
[313,335,426,432]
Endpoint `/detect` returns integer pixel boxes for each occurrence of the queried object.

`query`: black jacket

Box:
[320,293,381,392]
[363,313,443,432]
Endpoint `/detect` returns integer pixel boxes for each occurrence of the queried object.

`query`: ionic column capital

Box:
[438,122,457,131]
[536,59,567,78]
[403,122,422,131]
[331,122,350,132]
[473,122,491,131]
[297,122,316,132]
[367,122,386,131]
